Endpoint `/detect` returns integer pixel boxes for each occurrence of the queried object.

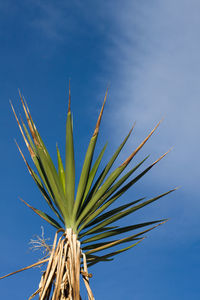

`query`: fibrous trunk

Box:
[29,229,94,300]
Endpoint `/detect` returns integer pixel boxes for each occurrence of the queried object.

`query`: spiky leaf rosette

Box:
[10,88,175,268]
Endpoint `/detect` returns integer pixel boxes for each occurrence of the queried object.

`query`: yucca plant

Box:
[1,86,176,299]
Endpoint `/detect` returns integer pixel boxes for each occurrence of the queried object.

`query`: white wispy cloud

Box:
[104,0,200,194]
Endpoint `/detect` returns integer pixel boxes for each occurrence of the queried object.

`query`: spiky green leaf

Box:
[72,91,107,220]
[81,219,165,244]
[80,189,175,236]
[65,109,75,218]
[20,198,62,229]
[82,142,107,203]
[56,144,65,193]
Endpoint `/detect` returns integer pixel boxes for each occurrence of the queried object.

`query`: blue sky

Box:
[0,0,200,299]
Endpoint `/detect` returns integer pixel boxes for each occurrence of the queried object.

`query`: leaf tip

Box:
[130,121,136,133]
[19,197,30,208]
[174,186,181,191]
[120,120,162,168]
[93,88,108,136]
[151,148,172,166]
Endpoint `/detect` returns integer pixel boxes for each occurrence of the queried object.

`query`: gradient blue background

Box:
[0,1,200,299]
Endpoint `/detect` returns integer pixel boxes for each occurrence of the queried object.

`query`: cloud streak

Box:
[104,0,200,194]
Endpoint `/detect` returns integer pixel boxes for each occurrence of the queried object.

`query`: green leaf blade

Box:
[65,110,75,220]
[82,142,107,204]
[81,189,175,236]
[20,198,62,229]
[56,144,65,193]
[72,91,108,223]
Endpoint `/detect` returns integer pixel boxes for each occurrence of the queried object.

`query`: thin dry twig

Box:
[0,258,49,280]
[1,228,95,300]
